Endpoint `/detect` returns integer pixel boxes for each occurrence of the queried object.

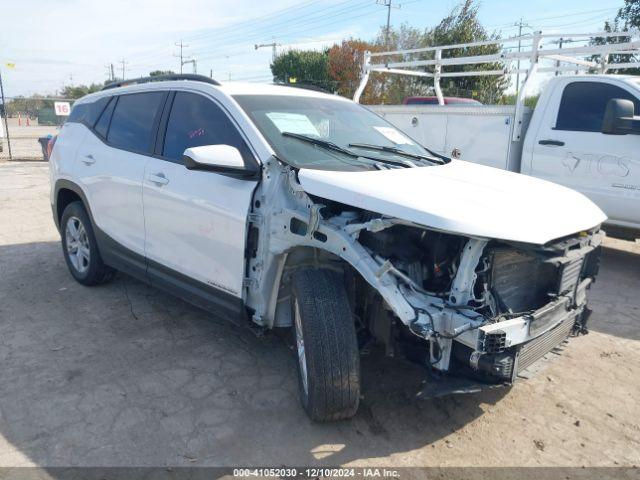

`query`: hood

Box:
[298,160,607,245]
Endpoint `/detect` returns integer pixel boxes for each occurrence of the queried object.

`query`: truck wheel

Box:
[291,268,360,421]
[60,201,115,286]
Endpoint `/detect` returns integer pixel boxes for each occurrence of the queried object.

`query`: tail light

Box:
[47,135,58,160]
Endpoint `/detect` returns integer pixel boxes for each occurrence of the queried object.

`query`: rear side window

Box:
[555,82,640,132]
[94,97,115,138]
[162,92,251,162]
[107,92,165,153]
[67,96,110,127]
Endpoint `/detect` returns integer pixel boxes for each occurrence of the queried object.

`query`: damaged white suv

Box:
[50,75,606,421]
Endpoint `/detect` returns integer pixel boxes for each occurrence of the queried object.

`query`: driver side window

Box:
[555,81,640,133]
[162,92,252,163]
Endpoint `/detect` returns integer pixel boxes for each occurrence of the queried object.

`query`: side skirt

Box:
[94,228,245,323]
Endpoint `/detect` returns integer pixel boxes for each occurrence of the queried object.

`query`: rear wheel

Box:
[291,268,360,421]
[60,201,115,286]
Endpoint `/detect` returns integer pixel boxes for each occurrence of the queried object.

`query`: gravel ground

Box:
[0,161,638,471]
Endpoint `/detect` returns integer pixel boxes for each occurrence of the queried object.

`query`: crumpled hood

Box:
[298,160,607,245]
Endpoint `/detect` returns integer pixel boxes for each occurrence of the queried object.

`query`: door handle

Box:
[82,154,96,165]
[147,173,169,186]
[538,139,565,146]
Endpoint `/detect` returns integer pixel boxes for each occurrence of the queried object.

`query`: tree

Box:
[327,39,385,102]
[591,1,639,75]
[368,24,434,104]
[59,83,103,99]
[330,1,508,104]
[618,0,640,28]
[270,49,333,91]
[421,0,507,103]
[271,1,507,103]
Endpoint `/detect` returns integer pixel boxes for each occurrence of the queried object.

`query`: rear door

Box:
[142,90,259,312]
[529,80,640,227]
[75,91,166,272]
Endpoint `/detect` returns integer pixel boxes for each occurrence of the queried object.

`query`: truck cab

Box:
[522,75,640,239]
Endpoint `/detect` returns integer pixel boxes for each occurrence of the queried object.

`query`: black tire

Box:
[60,201,115,286]
[291,268,360,421]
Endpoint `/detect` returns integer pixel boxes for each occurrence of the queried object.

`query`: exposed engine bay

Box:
[350,211,601,383]
[245,164,604,392]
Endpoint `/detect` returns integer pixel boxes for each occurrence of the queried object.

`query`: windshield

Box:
[233,94,440,171]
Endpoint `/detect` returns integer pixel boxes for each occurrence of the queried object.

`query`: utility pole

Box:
[514,18,531,95]
[118,59,128,80]
[0,68,12,160]
[377,0,400,47]
[174,39,190,74]
[548,38,579,75]
[255,41,280,62]
[111,63,115,82]
[556,38,563,76]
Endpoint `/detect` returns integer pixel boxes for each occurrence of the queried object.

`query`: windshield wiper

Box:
[282,132,412,169]
[282,132,359,158]
[348,143,446,165]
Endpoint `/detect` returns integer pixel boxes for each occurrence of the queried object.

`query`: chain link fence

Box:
[1,98,75,161]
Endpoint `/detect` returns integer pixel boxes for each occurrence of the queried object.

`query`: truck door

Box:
[529,80,640,227]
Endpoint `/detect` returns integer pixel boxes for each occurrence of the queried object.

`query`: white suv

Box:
[50,74,606,421]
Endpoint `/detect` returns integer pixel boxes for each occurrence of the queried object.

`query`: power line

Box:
[183,0,325,42]
[118,1,367,67]
[192,3,381,60]
[535,12,618,30]
[187,0,370,49]
[487,7,618,29]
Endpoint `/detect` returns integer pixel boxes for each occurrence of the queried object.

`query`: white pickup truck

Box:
[371,75,640,239]
[357,31,640,239]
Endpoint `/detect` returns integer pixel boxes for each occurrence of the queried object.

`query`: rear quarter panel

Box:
[49,123,89,205]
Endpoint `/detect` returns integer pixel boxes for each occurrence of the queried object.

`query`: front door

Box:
[142,91,259,311]
[528,80,640,227]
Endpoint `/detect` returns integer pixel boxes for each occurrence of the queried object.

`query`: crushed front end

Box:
[389,227,604,389]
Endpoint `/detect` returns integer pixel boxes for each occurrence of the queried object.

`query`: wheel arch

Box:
[270,246,360,329]
[53,180,94,232]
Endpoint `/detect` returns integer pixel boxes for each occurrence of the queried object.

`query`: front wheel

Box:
[291,269,360,421]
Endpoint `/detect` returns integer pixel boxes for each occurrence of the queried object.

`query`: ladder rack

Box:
[354,30,640,141]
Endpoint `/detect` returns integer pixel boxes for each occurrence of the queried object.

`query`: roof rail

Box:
[102,73,221,91]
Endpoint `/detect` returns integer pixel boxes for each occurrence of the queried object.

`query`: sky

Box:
[0,0,625,99]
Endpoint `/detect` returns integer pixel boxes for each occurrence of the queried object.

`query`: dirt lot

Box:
[0,161,639,470]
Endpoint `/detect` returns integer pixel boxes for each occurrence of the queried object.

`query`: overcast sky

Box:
[0,0,621,98]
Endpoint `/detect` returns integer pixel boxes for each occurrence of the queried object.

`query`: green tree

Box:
[5,95,48,117]
[619,0,640,28]
[421,0,507,103]
[59,83,103,99]
[270,49,333,91]
[368,24,433,104]
[591,1,639,74]
[332,1,508,104]
[271,1,507,103]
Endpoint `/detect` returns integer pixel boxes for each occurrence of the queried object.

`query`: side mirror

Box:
[602,98,639,135]
[182,145,258,178]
